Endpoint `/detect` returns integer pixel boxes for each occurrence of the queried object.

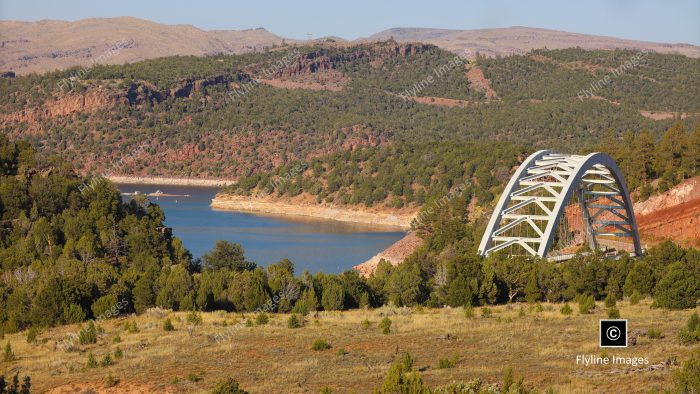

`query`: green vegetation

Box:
[210,377,249,394]
[607,307,621,319]
[599,123,700,196]
[578,295,596,314]
[3,341,13,362]
[255,313,269,325]
[223,140,520,208]
[86,353,97,369]
[379,317,392,334]
[647,328,663,339]
[163,318,175,331]
[0,372,31,394]
[2,43,697,189]
[679,313,700,345]
[560,304,573,315]
[287,314,301,329]
[311,339,332,351]
[0,135,699,338]
[674,349,700,393]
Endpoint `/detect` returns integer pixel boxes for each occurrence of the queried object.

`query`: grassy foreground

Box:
[1,300,697,393]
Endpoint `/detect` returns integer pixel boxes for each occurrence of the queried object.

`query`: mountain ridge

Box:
[2,17,700,75]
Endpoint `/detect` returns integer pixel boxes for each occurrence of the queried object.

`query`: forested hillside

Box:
[1,42,698,192]
[1,135,698,338]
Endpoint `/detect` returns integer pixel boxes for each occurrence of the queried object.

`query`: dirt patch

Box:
[465,66,498,99]
[353,232,423,276]
[258,77,345,91]
[211,193,416,229]
[404,95,478,107]
[639,111,700,120]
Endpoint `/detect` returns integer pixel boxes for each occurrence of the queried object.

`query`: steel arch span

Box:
[478,150,642,258]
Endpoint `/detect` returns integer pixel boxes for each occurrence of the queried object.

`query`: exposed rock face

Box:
[1,89,114,126]
[635,177,700,216]
[353,232,423,277]
[562,176,700,249]
[635,177,700,247]
[269,42,430,79]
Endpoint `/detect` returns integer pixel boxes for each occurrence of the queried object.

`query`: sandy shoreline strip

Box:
[211,194,415,230]
[108,175,235,187]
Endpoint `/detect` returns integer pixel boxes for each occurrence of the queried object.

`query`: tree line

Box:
[1,135,698,336]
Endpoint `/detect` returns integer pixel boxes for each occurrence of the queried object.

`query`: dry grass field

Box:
[1,300,697,393]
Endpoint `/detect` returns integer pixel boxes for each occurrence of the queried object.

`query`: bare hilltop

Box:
[2,17,700,75]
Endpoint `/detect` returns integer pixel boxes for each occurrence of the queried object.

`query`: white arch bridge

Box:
[478,150,642,259]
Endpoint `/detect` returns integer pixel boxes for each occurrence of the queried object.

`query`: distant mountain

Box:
[0,16,290,74]
[2,18,700,76]
[365,26,700,58]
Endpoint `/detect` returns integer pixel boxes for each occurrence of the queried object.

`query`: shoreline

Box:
[211,194,415,230]
[108,175,235,187]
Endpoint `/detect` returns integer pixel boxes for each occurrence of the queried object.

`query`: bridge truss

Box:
[478,150,642,258]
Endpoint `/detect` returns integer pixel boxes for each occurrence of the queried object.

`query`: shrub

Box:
[91,294,118,318]
[463,303,474,318]
[187,371,201,382]
[79,321,98,345]
[378,352,427,393]
[678,313,700,344]
[438,357,456,369]
[560,304,573,315]
[26,328,38,344]
[502,367,528,393]
[518,307,526,317]
[0,372,31,393]
[654,262,700,309]
[210,377,249,394]
[629,290,642,305]
[336,348,349,356]
[604,293,617,308]
[100,354,113,367]
[578,294,595,314]
[86,353,98,368]
[311,339,332,351]
[106,373,118,387]
[287,314,302,328]
[3,341,14,362]
[112,335,121,343]
[163,318,175,331]
[481,307,492,318]
[255,313,269,325]
[187,311,203,326]
[674,349,700,393]
[114,347,123,359]
[648,328,663,339]
[124,320,139,333]
[380,317,392,334]
[607,307,621,319]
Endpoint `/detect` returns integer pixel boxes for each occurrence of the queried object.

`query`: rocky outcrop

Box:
[269,42,431,79]
[1,89,114,125]
[634,177,700,216]
[634,176,700,246]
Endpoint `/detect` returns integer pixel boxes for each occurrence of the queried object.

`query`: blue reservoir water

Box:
[115,184,406,274]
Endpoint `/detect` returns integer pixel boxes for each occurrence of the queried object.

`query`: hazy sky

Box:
[2,0,699,45]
